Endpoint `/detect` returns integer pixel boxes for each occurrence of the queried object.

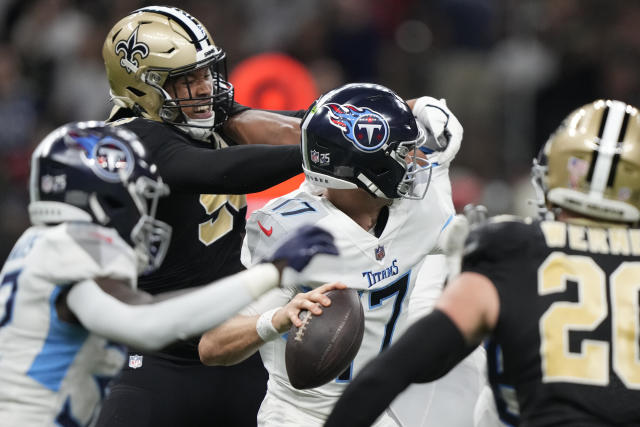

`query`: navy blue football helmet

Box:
[29,121,172,273]
[301,83,430,199]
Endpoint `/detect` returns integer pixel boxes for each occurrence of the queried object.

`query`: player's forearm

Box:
[67,264,280,351]
[223,109,302,146]
[198,315,265,366]
[165,143,302,194]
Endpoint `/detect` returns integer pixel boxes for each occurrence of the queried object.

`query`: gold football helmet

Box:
[103,6,233,140]
[532,99,640,224]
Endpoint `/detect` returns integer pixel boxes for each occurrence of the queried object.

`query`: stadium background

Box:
[0,0,638,262]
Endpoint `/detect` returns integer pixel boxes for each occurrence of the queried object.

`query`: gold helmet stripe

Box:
[589,100,627,197]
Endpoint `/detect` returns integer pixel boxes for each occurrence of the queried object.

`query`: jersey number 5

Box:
[198,194,246,246]
[538,252,640,388]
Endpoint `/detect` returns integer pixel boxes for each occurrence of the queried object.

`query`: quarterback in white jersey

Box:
[199,84,462,426]
[0,122,338,426]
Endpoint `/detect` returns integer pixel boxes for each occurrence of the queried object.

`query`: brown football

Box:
[285,288,365,390]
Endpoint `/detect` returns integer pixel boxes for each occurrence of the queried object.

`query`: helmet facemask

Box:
[394,127,432,199]
[152,55,233,140]
[126,175,171,275]
[531,150,555,220]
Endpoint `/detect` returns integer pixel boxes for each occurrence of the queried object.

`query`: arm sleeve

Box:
[261,109,306,118]
[230,100,305,119]
[325,310,474,427]
[157,143,302,194]
[66,264,280,351]
[228,101,251,117]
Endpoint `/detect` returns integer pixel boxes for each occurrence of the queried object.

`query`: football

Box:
[285,288,365,389]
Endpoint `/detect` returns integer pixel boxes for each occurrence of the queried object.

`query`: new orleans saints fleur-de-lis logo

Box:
[115,27,149,74]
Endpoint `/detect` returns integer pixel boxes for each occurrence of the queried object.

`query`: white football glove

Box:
[439,204,488,278]
[412,96,463,166]
[439,214,469,279]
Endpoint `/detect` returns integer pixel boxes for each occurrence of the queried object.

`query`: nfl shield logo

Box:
[311,150,320,164]
[128,354,143,369]
[375,245,385,260]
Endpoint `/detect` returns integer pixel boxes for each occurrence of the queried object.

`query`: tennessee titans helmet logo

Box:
[325,104,390,152]
[115,27,149,73]
[66,132,135,183]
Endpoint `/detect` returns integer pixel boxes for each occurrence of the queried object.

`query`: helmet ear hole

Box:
[128,87,145,97]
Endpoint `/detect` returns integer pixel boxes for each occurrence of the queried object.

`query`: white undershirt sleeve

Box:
[66,263,280,351]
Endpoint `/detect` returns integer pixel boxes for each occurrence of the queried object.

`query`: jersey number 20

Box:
[538,252,640,388]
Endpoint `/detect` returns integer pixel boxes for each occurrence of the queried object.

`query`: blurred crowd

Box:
[0,0,639,261]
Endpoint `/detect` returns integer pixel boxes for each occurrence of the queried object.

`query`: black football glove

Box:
[269,225,339,289]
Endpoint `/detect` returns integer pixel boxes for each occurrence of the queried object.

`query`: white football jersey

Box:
[389,250,495,427]
[0,222,136,426]
[241,166,454,422]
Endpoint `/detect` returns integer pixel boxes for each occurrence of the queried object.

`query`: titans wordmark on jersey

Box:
[463,217,640,426]
[0,223,136,426]
[241,167,454,420]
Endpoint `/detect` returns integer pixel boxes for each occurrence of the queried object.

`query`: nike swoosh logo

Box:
[258,221,273,237]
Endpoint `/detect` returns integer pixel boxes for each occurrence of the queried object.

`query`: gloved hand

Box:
[412,96,463,166]
[439,204,488,278]
[268,225,339,289]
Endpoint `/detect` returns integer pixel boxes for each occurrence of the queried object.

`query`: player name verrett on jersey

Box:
[539,220,640,254]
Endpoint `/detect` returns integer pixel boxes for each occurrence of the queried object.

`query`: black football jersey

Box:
[463,218,640,427]
[108,114,302,293]
[107,112,302,358]
[485,338,521,426]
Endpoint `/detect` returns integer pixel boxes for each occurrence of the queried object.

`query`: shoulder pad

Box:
[27,223,137,284]
[463,216,533,264]
[244,192,327,265]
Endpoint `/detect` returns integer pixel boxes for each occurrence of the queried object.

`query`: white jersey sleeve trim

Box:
[66,263,280,351]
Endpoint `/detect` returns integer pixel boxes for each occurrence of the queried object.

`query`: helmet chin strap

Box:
[176,115,217,142]
[156,87,218,142]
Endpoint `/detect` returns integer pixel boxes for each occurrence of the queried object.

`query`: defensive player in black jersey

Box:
[326,99,640,427]
[94,6,309,427]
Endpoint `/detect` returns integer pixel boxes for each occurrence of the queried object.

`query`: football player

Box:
[0,121,339,426]
[198,83,487,426]
[388,253,492,427]
[95,6,311,427]
[326,99,640,426]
